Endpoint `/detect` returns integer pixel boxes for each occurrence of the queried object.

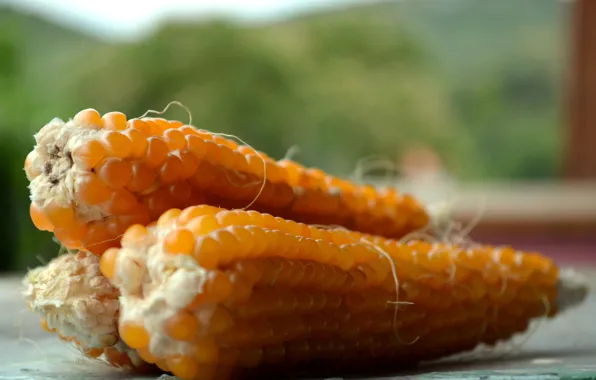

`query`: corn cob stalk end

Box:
[22,251,147,370]
[556,268,589,313]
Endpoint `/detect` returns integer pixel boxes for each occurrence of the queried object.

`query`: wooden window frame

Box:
[564,0,596,179]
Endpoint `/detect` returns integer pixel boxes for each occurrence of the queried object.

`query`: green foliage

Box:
[0,0,566,270]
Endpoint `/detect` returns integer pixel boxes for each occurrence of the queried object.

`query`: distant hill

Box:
[0,6,103,72]
[391,0,569,79]
[265,0,568,79]
[0,6,109,133]
[256,0,566,179]
[0,0,567,84]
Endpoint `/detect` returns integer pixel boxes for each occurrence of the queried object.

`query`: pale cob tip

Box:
[22,251,144,369]
[425,200,591,312]
[556,268,589,313]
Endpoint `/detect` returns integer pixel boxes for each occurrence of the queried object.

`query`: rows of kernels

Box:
[132,275,549,371]
[143,289,544,377]
[113,207,558,296]
[153,207,551,293]
[103,203,560,380]
[168,209,557,287]
[265,303,532,366]
[209,300,543,370]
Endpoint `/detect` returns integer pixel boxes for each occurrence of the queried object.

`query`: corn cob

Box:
[24,205,587,379]
[99,206,579,379]
[25,109,428,254]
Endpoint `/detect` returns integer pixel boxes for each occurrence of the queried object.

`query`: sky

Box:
[0,0,374,40]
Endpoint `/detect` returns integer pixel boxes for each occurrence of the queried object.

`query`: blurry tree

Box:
[452,52,562,179]
[64,21,310,161]
[64,15,470,176]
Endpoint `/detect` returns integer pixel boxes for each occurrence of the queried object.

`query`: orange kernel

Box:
[124,128,149,158]
[102,111,127,131]
[101,131,132,158]
[75,173,111,205]
[127,162,156,193]
[100,247,119,279]
[193,237,220,269]
[186,215,221,236]
[29,202,53,231]
[73,108,102,128]
[72,140,106,169]
[159,155,184,184]
[164,129,187,151]
[121,224,150,248]
[164,311,199,341]
[97,157,132,189]
[119,320,150,349]
[164,228,195,255]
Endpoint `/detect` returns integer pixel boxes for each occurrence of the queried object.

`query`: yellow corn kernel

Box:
[26,109,428,254]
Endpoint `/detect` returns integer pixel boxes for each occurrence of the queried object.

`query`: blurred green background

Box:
[0,0,569,271]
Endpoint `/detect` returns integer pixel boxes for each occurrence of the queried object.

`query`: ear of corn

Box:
[25,109,428,255]
[94,205,561,380]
